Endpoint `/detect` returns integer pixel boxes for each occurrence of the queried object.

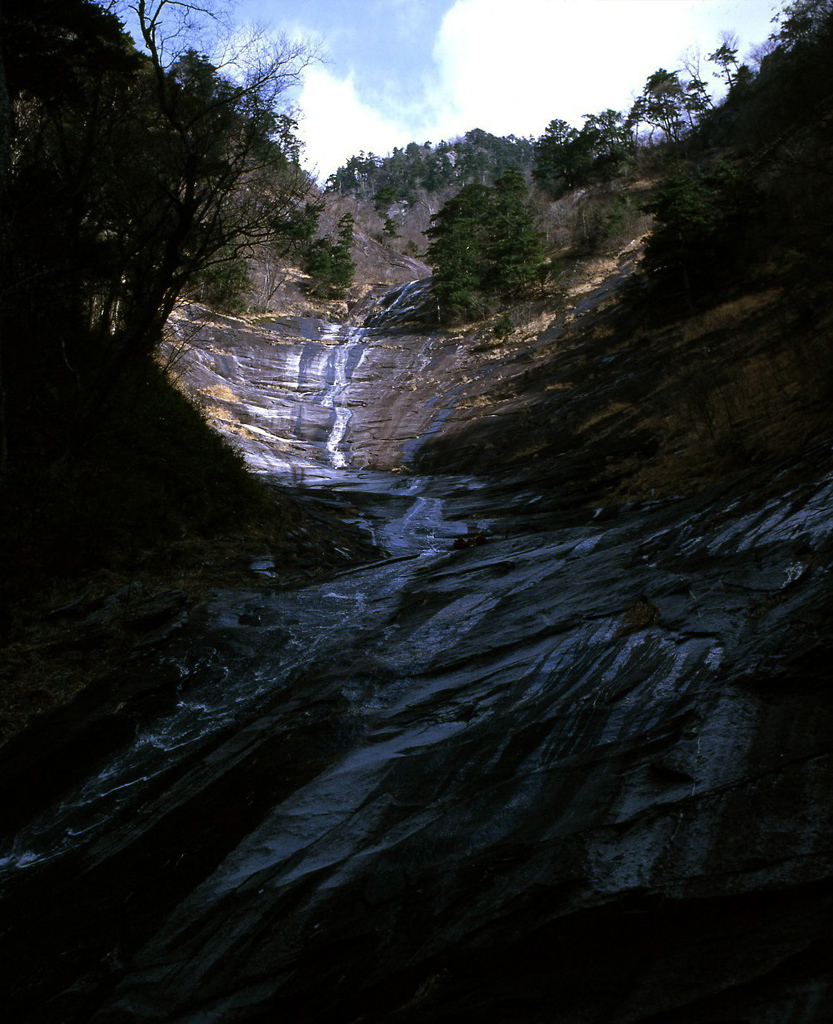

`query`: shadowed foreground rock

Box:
[1,279,832,1022]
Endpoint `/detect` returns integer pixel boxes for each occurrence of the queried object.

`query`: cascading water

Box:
[2,283,833,1024]
[321,325,365,469]
[363,277,436,330]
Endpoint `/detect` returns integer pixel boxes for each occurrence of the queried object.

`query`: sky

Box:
[238,0,779,180]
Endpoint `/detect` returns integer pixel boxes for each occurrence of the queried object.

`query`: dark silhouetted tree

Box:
[533,118,590,195]
[630,69,687,143]
[0,0,319,467]
[642,162,759,310]
[708,32,741,88]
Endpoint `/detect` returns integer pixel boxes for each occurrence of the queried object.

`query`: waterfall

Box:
[321,325,364,469]
[363,277,435,330]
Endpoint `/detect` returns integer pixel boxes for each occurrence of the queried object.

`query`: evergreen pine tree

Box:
[303,213,355,299]
[484,170,545,298]
[426,184,492,318]
[426,172,544,321]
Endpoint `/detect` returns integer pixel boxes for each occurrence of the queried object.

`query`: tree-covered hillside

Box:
[323,24,762,257]
[326,129,536,207]
[346,0,833,322]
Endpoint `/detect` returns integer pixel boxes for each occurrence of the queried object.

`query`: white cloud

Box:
[295,0,775,179]
[298,66,412,179]
[431,0,773,139]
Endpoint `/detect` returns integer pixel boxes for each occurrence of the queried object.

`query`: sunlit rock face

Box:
[168,282,466,481]
[1,279,833,1022]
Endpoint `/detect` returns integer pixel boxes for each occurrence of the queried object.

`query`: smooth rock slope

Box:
[1,276,832,1023]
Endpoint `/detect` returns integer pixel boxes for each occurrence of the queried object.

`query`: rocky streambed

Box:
[1,278,832,1022]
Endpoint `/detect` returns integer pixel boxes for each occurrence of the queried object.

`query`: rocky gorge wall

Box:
[1,270,832,1023]
[166,279,484,481]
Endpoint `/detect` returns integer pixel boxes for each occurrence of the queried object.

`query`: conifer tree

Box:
[426,184,493,318]
[484,170,545,298]
[426,172,544,321]
[303,213,356,298]
[533,119,589,195]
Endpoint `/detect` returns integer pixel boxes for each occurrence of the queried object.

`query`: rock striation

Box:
[1,273,832,1023]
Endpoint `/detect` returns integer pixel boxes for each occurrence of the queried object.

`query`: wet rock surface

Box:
[169,285,478,481]
[2,282,833,1022]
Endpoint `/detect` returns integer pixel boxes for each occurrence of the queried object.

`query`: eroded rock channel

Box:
[2,281,832,1022]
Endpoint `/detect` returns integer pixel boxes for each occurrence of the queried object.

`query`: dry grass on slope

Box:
[413,248,833,508]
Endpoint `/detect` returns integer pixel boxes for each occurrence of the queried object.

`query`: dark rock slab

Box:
[1,454,832,1022]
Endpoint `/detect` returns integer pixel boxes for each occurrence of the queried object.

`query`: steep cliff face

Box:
[167,283,465,479]
[172,244,828,506]
[168,248,650,492]
[1,258,832,1023]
